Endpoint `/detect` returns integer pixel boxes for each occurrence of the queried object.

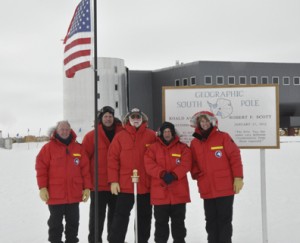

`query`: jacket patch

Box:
[74,158,80,165]
[73,153,81,157]
[145,144,151,147]
[215,150,222,158]
[176,158,181,164]
[211,146,223,150]
[172,153,181,157]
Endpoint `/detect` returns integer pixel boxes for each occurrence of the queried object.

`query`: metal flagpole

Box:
[92,0,99,242]
[131,169,139,243]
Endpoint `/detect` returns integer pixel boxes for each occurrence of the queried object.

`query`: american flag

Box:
[63,0,92,78]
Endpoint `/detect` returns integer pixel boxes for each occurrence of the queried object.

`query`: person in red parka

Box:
[107,107,157,243]
[82,106,123,243]
[144,121,192,243]
[190,111,244,243]
[35,120,92,243]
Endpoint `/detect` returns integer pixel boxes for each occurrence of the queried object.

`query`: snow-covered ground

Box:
[0,137,299,243]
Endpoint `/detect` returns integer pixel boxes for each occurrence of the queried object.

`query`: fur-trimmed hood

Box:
[190,111,218,129]
[122,107,149,126]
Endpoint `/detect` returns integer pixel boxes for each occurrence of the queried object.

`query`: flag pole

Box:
[92,0,99,243]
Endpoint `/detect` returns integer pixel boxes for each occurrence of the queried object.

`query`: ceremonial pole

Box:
[132,169,139,243]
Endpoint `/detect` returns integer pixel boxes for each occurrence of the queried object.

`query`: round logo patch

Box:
[215,150,222,158]
[176,158,181,164]
[74,158,80,165]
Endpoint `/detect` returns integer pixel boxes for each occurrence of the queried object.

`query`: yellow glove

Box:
[82,189,90,202]
[233,177,244,194]
[39,187,49,202]
[111,182,120,195]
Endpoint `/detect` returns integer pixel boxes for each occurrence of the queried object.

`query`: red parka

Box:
[35,130,92,205]
[190,127,243,199]
[107,122,156,194]
[82,122,123,191]
[144,136,192,205]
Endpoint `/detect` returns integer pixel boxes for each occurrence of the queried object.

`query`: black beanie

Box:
[98,106,115,123]
[159,122,176,137]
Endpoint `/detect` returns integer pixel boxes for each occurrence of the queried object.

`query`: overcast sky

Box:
[1,0,300,136]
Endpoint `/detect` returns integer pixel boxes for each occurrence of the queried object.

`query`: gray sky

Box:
[1,0,300,136]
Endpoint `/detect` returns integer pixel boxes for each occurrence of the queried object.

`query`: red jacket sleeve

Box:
[35,144,50,189]
[190,140,202,180]
[173,144,192,180]
[144,143,166,178]
[107,134,121,183]
[82,130,94,161]
[79,148,93,189]
[223,133,243,178]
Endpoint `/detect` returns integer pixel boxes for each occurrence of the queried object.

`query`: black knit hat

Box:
[97,106,115,123]
[159,122,176,137]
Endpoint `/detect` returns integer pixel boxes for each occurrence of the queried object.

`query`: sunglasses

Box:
[130,114,141,119]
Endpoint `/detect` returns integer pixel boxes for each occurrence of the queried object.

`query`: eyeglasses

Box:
[130,114,141,119]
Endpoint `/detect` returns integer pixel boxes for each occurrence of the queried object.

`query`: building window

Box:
[175,79,180,86]
[204,76,212,85]
[115,101,118,108]
[216,76,224,85]
[283,76,290,85]
[250,76,258,85]
[261,76,268,84]
[228,76,235,85]
[272,76,279,84]
[182,78,188,86]
[115,84,118,91]
[293,77,300,85]
[239,76,246,85]
[190,76,196,86]
[114,66,118,73]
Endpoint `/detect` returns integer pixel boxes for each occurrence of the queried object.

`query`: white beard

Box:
[129,117,142,128]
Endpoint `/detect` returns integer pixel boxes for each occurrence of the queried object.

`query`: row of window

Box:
[175,76,300,86]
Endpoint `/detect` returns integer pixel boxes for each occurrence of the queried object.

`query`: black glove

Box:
[162,172,176,185]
